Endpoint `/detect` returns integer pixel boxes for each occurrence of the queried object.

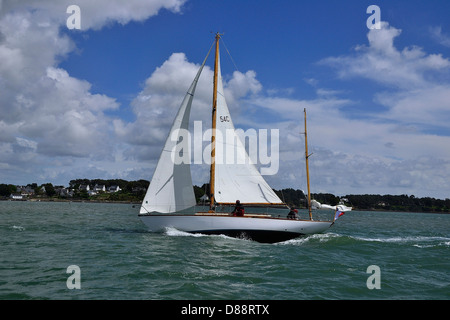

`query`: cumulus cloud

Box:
[0,0,186,184]
[430,26,450,48]
[376,85,450,131]
[230,22,450,198]
[0,0,186,30]
[321,22,450,89]
[347,23,450,134]
[0,8,118,159]
[316,22,450,139]
[296,22,450,198]
[113,52,211,162]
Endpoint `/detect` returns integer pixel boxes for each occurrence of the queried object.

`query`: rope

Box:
[221,37,240,72]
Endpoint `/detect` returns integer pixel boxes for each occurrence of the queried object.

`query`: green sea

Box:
[1,201,449,301]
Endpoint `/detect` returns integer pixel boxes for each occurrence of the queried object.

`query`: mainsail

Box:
[212,50,283,205]
[140,48,212,214]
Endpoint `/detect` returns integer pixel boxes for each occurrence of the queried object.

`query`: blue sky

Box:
[1,0,450,199]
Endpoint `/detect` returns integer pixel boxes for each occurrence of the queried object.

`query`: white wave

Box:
[12,225,25,231]
[414,241,450,248]
[163,227,236,240]
[281,233,450,248]
[164,227,203,237]
[351,235,450,247]
[279,232,340,245]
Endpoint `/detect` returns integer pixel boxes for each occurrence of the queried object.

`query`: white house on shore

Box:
[9,194,23,200]
[77,184,121,195]
[108,185,121,193]
[79,185,90,191]
[94,185,106,192]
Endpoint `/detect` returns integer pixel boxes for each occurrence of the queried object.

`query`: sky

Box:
[1,0,450,199]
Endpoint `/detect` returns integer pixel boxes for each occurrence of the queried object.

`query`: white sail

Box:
[213,52,284,205]
[140,52,210,214]
[311,199,352,212]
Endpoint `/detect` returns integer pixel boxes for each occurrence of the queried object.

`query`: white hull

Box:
[139,213,333,243]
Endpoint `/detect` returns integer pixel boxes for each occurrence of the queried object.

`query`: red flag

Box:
[334,210,345,221]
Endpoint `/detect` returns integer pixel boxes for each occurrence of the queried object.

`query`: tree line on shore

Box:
[0,179,149,202]
[1,180,449,213]
[271,188,450,213]
[193,184,450,213]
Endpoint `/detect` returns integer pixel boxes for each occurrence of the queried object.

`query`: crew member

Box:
[232,200,245,217]
[287,208,298,219]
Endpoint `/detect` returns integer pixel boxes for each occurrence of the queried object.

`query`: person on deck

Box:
[231,200,245,217]
[287,208,298,219]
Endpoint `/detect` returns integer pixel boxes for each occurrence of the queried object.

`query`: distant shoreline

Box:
[2,198,449,214]
[3,181,449,213]
[1,198,142,205]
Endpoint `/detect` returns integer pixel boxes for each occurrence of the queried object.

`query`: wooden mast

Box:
[209,32,221,211]
[304,108,313,220]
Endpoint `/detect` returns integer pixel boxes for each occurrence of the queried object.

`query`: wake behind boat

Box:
[139,33,349,243]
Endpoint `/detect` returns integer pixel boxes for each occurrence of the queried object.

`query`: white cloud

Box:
[0,0,186,184]
[321,22,450,89]
[226,70,262,104]
[240,22,450,199]
[430,26,450,48]
[0,0,186,30]
[376,85,450,130]
[113,52,212,163]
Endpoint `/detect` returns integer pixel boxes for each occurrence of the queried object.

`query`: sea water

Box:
[1,201,448,300]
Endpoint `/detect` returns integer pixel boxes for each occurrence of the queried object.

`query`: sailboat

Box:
[139,33,341,243]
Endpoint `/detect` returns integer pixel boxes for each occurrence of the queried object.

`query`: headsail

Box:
[212,50,284,205]
[140,47,212,214]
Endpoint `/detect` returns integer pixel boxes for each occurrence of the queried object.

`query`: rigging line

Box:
[200,38,216,71]
[221,37,239,72]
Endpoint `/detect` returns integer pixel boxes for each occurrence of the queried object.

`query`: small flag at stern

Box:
[334,210,345,221]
